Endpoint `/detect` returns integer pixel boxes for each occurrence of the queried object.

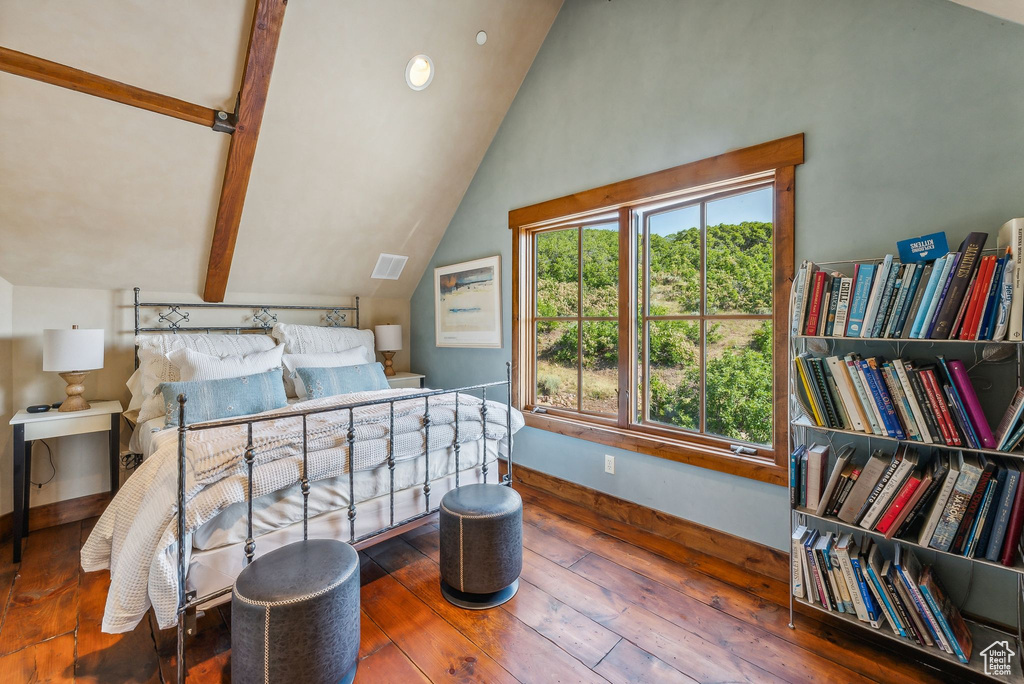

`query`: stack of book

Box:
[793,352,1023,451]
[791,527,974,664]
[792,229,1023,341]
[791,444,1024,567]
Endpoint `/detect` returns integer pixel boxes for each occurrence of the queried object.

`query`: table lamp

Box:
[43,325,104,412]
[374,324,402,377]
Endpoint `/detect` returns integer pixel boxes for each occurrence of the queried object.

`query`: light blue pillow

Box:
[295,363,390,399]
[158,369,288,427]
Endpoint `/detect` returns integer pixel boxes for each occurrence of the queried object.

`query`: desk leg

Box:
[23,440,31,537]
[110,413,120,495]
[12,425,24,563]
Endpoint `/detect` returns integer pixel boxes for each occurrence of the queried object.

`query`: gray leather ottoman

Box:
[439,483,523,609]
[231,539,359,684]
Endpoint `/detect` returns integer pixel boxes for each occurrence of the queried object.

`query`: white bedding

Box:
[85,387,522,633]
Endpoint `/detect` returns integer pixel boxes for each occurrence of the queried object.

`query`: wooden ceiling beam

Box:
[0,46,230,130]
[202,0,288,302]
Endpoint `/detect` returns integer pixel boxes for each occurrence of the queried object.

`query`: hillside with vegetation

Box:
[535,221,773,446]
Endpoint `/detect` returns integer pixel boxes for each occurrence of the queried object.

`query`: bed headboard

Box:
[133,287,360,368]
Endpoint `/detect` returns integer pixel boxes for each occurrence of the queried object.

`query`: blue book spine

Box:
[871,265,901,337]
[927,252,962,338]
[893,264,925,337]
[865,566,906,637]
[895,565,943,647]
[920,586,968,663]
[789,445,805,507]
[979,257,1005,340]
[986,469,1020,561]
[911,257,946,338]
[824,277,842,336]
[846,265,875,337]
[860,360,905,439]
[849,555,880,622]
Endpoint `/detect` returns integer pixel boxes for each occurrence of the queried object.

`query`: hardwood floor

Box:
[0,483,970,683]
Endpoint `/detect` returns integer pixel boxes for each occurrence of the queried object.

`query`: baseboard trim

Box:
[508,462,788,582]
[0,491,111,543]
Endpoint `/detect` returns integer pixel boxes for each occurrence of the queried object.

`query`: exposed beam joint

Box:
[203,0,288,302]
[0,46,233,132]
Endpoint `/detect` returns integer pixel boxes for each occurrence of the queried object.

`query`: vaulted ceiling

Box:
[0,0,561,299]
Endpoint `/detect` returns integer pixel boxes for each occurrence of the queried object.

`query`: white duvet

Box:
[81,387,523,633]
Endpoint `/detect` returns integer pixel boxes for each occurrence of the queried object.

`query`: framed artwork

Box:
[434,256,502,348]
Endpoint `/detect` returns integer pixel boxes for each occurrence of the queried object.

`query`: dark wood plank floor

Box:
[0,483,969,683]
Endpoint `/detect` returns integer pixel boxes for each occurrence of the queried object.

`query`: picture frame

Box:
[434,256,502,348]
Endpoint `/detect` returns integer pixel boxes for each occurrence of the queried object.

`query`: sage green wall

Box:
[411,0,1024,623]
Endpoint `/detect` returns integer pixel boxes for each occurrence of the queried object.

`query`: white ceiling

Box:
[949,0,1024,25]
[0,0,562,297]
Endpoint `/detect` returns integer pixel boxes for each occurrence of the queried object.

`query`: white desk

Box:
[9,400,122,562]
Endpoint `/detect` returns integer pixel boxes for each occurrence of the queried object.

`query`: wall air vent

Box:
[371,253,409,280]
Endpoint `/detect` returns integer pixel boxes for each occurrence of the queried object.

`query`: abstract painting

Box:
[434,256,501,347]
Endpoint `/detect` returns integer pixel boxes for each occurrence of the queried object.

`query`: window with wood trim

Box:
[511,135,802,484]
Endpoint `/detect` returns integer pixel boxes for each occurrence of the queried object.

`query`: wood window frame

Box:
[510,134,803,486]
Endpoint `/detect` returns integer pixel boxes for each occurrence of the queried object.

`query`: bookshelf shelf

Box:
[795,334,1023,345]
[793,506,1024,575]
[795,597,1024,681]
[791,414,1024,461]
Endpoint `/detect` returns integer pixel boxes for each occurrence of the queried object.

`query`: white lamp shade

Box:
[43,328,105,372]
[374,325,403,352]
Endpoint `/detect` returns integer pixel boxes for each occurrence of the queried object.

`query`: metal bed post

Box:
[134,287,141,370]
[244,424,255,566]
[302,415,309,541]
[504,361,513,485]
[423,397,431,511]
[480,387,488,482]
[347,410,356,543]
[176,395,187,684]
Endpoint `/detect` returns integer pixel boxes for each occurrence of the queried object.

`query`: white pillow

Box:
[126,367,145,410]
[271,323,375,362]
[283,348,367,398]
[135,333,277,424]
[167,344,285,382]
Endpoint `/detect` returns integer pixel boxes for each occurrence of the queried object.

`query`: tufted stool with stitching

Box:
[231,539,359,684]
[439,483,523,609]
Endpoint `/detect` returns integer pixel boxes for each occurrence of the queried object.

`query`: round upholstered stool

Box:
[439,483,523,609]
[231,539,359,684]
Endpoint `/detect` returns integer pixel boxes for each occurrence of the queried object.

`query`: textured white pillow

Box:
[283,348,367,398]
[135,333,277,424]
[167,344,285,382]
[271,323,375,362]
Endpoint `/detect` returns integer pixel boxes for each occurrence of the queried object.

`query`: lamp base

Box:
[58,371,91,412]
[381,351,397,377]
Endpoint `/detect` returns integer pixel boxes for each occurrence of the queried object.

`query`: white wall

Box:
[2,285,409,513]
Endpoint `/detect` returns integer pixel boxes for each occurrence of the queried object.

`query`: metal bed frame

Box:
[131,290,514,683]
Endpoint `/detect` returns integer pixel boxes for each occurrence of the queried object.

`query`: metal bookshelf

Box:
[788,256,1024,682]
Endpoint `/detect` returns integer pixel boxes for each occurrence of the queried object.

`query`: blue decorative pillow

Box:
[295,363,390,399]
[158,369,289,427]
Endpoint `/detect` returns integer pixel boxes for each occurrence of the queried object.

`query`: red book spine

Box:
[970,256,997,339]
[922,369,961,446]
[952,274,978,340]
[959,256,993,340]
[876,476,922,534]
[805,272,827,335]
[1001,480,1024,566]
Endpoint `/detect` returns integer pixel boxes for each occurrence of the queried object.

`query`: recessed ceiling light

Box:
[405,54,433,91]
[476,31,487,45]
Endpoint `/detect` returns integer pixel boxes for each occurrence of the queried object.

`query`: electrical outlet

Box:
[604,454,615,474]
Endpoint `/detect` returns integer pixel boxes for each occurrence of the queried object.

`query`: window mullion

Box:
[698,201,707,435]
[577,226,583,413]
[617,206,631,429]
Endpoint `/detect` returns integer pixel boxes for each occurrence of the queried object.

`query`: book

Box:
[846,264,876,337]
[824,274,842,336]
[795,356,825,426]
[860,447,915,529]
[1001,471,1024,566]
[896,453,950,539]
[894,545,948,651]
[969,470,1003,557]
[893,359,932,443]
[791,525,808,599]
[904,362,943,444]
[919,566,973,663]
[892,263,924,338]
[814,533,839,610]
[986,460,1021,562]
[886,460,934,539]
[871,262,902,338]
[880,362,920,441]
[835,534,868,621]
[833,276,853,336]
[828,544,854,613]
[918,367,960,446]
[815,445,854,516]
[793,260,815,336]
[829,461,862,516]
[919,451,962,547]
[846,355,883,435]
[938,356,982,449]
[849,547,882,626]
[838,450,891,524]
[925,252,961,338]
[945,358,996,448]
[995,387,1024,450]
[930,452,983,552]
[998,219,1024,341]
[949,265,979,341]
[994,249,1015,341]
[885,560,929,645]
[862,358,905,439]
[958,255,995,339]
[805,271,828,336]
[789,444,806,506]
[977,255,1005,340]
[862,255,893,337]
[882,264,912,337]
[826,357,868,433]
[902,263,933,339]
[818,282,832,336]
[805,443,830,511]
[875,466,923,535]
[865,545,904,637]
[810,357,843,428]
[951,455,996,555]
[910,256,947,338]
[932,232,988,339]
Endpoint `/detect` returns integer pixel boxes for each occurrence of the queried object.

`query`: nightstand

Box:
[387,372,425,389]
[9,400,122,562]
